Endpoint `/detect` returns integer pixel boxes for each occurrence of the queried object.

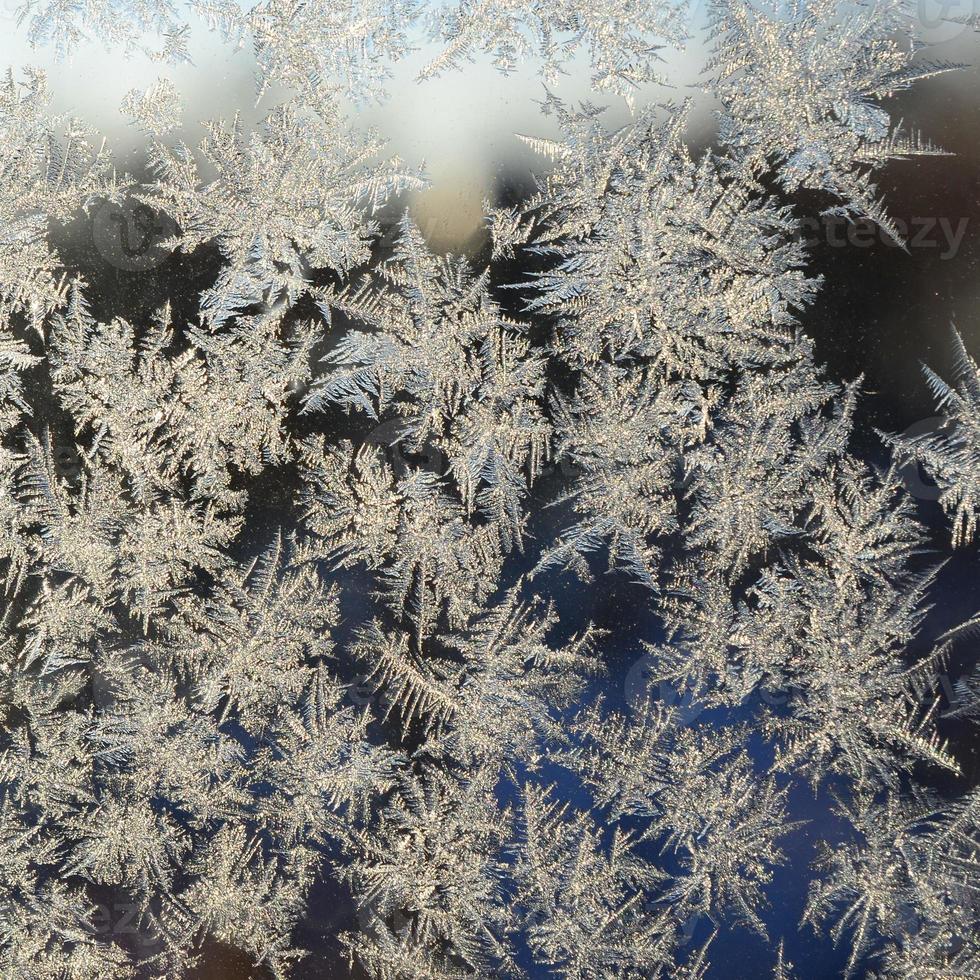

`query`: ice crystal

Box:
[0,70,116,328]
[0,2,978,978]
[707,0,957,243]
[884,327,980,546]
[17,0,190,60]
[420,0,690,102]
[142,102,424,323]
[120,78,183,137]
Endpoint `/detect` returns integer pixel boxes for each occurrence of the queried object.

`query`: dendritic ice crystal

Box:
[0,1,979,979]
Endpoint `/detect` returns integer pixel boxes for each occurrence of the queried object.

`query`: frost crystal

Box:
[0,2,978,978]
[884,328,980,545]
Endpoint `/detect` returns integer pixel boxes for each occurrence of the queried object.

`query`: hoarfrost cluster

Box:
[0,1,978,978]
